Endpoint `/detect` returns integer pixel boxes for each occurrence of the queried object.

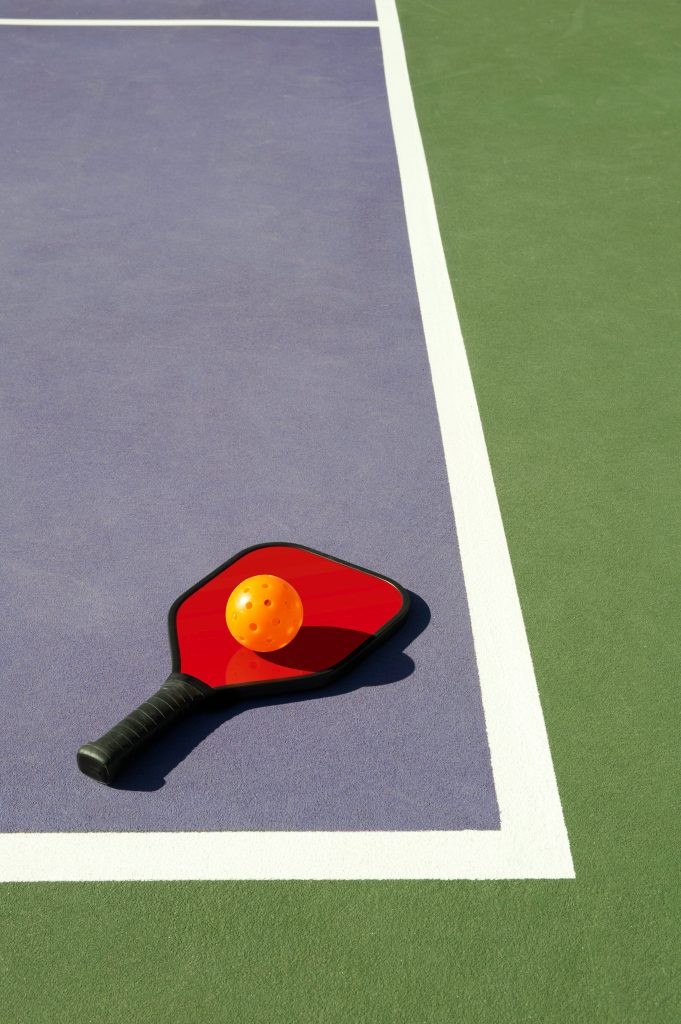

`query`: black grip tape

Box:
[77,674,208,785]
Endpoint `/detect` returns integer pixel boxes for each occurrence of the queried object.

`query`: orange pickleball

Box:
[225,574,304,653]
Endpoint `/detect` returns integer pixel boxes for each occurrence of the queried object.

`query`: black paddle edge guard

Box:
[166,541,411,697]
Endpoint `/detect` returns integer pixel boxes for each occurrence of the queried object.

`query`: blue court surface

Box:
[1,8,500,834]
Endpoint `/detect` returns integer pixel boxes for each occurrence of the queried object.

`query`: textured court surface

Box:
[1,0,679,1020]
[0,14,499,832]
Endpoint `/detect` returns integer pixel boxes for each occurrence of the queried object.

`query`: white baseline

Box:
[0,0,573,881]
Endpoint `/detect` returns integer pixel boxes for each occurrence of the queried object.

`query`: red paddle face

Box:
[169,543,409,696]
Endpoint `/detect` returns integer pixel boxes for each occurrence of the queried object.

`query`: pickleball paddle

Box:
[77,542,410,785]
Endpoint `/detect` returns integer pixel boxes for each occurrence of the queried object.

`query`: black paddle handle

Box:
[77,674,208,785]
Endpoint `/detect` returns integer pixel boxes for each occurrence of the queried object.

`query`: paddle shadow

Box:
[113,590,430,792]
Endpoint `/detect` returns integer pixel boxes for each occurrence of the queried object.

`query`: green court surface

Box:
[1,0,679,1020]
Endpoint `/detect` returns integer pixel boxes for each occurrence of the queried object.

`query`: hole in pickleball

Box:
[264,599,272,606]
[273,618,280,625]
[246,601,253,609]
[249,623,257,631]
[262,583,268,588]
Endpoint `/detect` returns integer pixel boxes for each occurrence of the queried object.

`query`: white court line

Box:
[0,2,574,881]
[0,18,378,27]
[375,0,573,878]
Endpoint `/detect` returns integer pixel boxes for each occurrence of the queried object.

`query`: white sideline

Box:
[0,1,574,881]
[375,0,574,878]
[0,18,378,27]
